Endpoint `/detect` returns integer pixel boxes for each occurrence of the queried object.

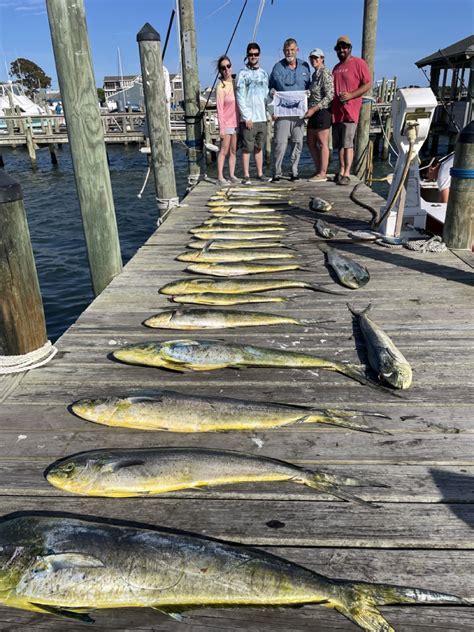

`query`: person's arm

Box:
[440,187,450,203]
[340,60,371,102]
[216,82,225,138]
[318,68,334,110]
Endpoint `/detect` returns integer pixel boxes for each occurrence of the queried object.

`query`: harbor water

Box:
[1,142,393,342]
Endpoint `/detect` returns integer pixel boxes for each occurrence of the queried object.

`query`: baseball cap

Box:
[309,48,324,58]
[336,35,352,46]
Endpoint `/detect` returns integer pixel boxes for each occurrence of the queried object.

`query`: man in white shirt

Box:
[420,153,454,203]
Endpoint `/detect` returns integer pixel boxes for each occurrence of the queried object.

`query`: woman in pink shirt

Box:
[216,55,240,185]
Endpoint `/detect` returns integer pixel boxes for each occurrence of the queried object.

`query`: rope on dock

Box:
[0,341,58,374]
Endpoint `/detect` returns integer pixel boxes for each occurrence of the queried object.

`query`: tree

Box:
[97,87,105,103]
[10,58,52,97]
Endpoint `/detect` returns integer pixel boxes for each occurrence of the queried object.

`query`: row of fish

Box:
[0,186,430,630]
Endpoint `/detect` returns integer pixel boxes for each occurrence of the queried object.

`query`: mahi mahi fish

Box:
[187,239,290,250]
[323,246,370,289]
[348,304,413,389]
[159,278,342,296]
[184,262,302,277]
[203,217,286,226]
[190,225,286,233]
[170,293,289,305]
[208,206,282,214]
[0,515,466,629]
[191,230,286,240]
[176,250,294,263]
[208,200,289,207]
[71,390,385,433]
[46,447,380,505]
[309,197,332,212]
[112,339,376,387]
[143,308,301,329]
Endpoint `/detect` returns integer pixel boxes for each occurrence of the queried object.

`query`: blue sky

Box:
[0,0,472,89]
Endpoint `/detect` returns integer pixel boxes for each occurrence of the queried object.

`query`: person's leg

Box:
[307,128,320,175]
[272,118,290,177]
[253,122,265,177]
[228,133,237,178]
[289,120,304,177]
[315,128,330,177]
[332,123,343,181]
[217,134,231,180]
[342,148,354,177]
[242,150,251,178]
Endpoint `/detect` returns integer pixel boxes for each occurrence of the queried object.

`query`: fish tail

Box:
[303,410,386,434]
[333,362,380,388]
[303,473,376,508]
[306,282,345,295]
[347,302,372,316]
[332,580,470,632]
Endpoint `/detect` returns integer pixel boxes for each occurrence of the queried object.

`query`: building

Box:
[103,72,176,112]
[415,35,474,139]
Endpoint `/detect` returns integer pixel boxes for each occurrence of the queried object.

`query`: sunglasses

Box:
[335,44,350,50]
[248,52,260,57]
[220,63,231,70]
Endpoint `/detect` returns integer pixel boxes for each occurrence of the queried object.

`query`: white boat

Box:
[0,82,45,130]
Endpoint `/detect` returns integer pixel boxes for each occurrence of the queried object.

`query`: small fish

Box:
[46,447,379,505]
[171,293,289,305]
[113,339,377,387]
[348,303,413,389]
[185,262,302,277]
[176,250,294,262]
[143,308,301,330]
[159,277,341,296]
[187,239,290,250]
[191,231,287,241]
[190,225,286,234]
[5,515,464,628]
[323,246,370,289]
[309,197,332,212]
[314,219,338,239]
[278,99,302,108]
[71,390,385,434]
[226,186,293,192]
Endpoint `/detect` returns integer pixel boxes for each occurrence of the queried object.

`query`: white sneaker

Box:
[217,178,230,185]
[229,176,241,184]
[241,177,252,185]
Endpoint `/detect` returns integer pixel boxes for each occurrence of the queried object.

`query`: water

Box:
[1,141,392,342]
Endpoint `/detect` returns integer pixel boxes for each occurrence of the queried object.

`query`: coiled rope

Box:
[0,341,58,375]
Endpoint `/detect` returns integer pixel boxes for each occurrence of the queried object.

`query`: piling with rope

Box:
[443,121,474,251]
[0,171,48,357]
[137,23,178,217]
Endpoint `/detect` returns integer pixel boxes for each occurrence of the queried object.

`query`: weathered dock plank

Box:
[0,178,472,630]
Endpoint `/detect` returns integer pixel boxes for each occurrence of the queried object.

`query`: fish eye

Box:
[60,462,76,475]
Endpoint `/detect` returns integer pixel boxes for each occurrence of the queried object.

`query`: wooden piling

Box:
[0,170,47,355]
[24,119,37,169]
[443,121,474,250]
[354,0,379,181]
[178,0,202,181]
[46,0,122,296]
[137,23,177,208]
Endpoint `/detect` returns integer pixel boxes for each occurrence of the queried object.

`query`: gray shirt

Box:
[308,65,334,111]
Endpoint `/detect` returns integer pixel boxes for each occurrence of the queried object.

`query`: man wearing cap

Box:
[332,35,371,185]
[269,38,311,182]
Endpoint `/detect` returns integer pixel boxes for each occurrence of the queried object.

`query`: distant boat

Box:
[0,82,45,130]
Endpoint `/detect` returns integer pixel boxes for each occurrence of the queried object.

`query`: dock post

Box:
[178,0,202,184]
[46,0,122,296]
[0,170,47,355]
[354,0,379,181]
[443,121,474,251]
[137,23,177,215]
[24,119,37,170]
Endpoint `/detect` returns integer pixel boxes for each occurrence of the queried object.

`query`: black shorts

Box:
[307,108,332,130]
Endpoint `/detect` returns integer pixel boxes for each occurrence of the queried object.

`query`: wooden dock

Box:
[0,179,473,630]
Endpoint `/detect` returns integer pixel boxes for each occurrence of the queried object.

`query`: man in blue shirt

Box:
[269,38,310,181]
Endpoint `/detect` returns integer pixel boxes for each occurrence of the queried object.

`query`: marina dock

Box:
[0,179,473,630]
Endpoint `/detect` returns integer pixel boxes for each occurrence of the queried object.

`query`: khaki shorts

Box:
[240,121,267,152]
[332,122,357,149]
